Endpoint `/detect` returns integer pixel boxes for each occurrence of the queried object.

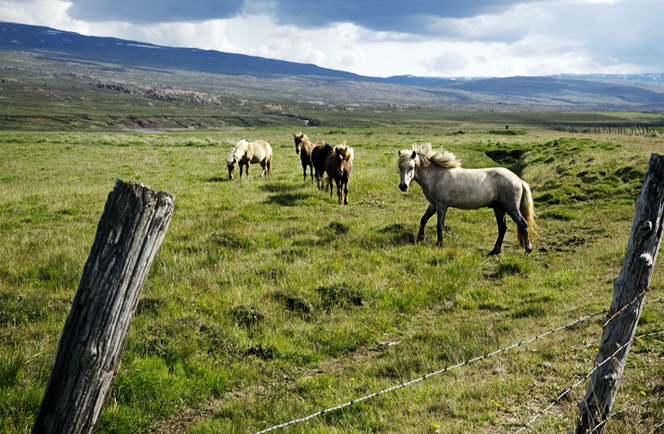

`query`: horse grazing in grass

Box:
[227,139,273,180]
[325,143,354,205]
[398,143,536,255]
[312,143,333,190]
[294,132,326,183]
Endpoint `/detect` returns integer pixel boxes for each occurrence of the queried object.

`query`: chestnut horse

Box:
[324,143,354,205]
[294,132,326,183]
[398,143,536,255]
[226,139,272,180]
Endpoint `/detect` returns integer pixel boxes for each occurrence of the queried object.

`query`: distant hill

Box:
[1,21,664,110]
[0,21,374,81]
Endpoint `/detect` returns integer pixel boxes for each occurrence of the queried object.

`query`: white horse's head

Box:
[398,149,418,191]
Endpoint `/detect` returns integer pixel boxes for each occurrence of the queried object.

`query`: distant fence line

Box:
[549,124,662,136]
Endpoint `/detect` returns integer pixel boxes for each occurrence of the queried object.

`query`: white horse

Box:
[398,143,536,255]
[227,139,273,180]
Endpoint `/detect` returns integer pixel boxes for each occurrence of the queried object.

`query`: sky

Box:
[0,0,662,78]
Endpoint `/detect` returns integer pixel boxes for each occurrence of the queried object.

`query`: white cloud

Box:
[0,0,73,29]
[340,47,366,68]
[424,52,469,75]
[0,0,662,78]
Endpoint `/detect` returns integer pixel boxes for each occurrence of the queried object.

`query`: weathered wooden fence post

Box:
[31,179,175,434]
[575,153,664,433]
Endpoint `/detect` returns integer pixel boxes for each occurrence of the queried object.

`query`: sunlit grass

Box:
[1,127,663,433]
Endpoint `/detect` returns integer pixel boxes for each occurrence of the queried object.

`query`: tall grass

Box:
[0,126,662,433]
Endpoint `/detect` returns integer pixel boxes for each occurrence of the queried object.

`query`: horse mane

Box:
[334,142,354,161]
[227,139,249,164]
[398,143,460,169]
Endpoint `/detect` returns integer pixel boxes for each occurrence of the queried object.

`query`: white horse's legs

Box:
[435,205,448,247]
[490,207,508,256]
[418,203,436,241]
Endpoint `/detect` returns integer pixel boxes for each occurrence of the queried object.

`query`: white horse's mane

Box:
[227,139,249,163]
[398,143,461,169]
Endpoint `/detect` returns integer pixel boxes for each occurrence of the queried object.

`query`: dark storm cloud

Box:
[67,0,244,24]
[66,0,543,33]
[269,0,544,33]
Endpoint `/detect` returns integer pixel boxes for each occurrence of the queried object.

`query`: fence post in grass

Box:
[31,179,175,434]
[575,153,664,434]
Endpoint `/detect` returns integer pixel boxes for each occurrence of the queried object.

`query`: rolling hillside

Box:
[2,21,664,112]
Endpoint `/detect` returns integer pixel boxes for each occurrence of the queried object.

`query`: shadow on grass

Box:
[264,192,321,206]
[260,182,301,193]
[380,223,416,245]
[264,183,329,206]
[205,176,231,183]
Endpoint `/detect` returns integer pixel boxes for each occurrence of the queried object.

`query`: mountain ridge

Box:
[2,21,664,110]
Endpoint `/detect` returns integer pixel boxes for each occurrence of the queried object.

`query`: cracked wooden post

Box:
[31,180,175,434]
[575,153,664,433]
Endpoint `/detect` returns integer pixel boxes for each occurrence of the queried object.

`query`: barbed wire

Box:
[251,292,664,434]
[588,396,664,433]
[642,417,664,434]
[483,288,655,433]
[513,330,664,434]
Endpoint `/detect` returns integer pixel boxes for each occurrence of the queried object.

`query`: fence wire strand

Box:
[642,417,664,434]
[483,288,654,433]
[514,330,664,434]
[587,396,664,434]
[251,293,663,434]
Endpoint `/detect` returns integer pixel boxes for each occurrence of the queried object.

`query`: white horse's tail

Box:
[518,180,537,248]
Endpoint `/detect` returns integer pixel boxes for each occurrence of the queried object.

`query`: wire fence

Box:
[514,330,664,434]
[643,418,664,434]
[483,289,658,433]
[252,295,664,434]
[590,397,664,434]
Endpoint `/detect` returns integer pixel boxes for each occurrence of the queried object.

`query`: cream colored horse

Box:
[398,143,536,255]
[227,139,273,180]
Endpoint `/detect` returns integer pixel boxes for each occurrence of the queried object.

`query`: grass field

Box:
[1,124,663,433]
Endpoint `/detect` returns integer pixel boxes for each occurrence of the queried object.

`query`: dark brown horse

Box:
[294,132,325,183]
[312,142,333,190]
[324,143,354,205]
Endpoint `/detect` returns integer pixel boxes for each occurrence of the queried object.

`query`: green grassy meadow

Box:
[1,125,663,433]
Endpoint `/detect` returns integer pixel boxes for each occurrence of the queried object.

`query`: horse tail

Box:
[518,180,537,248]
[267,154,272,176]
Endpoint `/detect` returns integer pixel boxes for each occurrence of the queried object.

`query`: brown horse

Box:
[294,132,325,183]
[312,143,333,190]
[324,143,354,205]
[226,139,273,180]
